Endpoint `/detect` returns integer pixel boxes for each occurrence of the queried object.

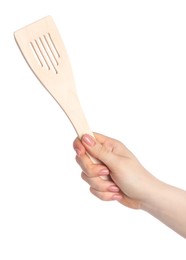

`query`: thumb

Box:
[81,134,116,167]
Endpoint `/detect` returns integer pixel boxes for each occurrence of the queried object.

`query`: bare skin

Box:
[73,133,186,238]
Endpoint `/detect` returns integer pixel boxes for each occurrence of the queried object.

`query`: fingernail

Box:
[82,134,96,147]
[99,168,110,176]
[112,194,123,200]
[109,186,120,192]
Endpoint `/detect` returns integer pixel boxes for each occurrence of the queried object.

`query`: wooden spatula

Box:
[14,15,109,179]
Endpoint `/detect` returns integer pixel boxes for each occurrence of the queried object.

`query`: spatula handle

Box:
[62,95,109,180]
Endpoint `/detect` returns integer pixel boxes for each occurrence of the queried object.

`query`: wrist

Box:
[140,178,166,211]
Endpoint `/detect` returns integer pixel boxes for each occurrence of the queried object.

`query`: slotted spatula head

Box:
[14,16,90,138]
[14,16,75,108]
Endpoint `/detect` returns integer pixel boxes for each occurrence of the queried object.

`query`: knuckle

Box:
[81,172,87,181]
[84,163,96,178]
[96,144,106,156]
[100,193,111,201]
[95,144,110,162]
[73,137,79,149]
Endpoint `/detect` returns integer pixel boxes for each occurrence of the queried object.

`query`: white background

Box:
[0,0,186,259]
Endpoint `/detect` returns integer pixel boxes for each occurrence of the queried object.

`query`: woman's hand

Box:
[73,133,158,209]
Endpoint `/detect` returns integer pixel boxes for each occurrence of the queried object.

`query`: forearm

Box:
[141,180,186,238]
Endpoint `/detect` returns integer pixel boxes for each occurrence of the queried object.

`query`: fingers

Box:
[73,135,123,201]
[76,152,110,178]
[81,172,123,201]
[73,137,86,156]
[81,172,116,191]
[74,136,110,178]
[90,188,123,201]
